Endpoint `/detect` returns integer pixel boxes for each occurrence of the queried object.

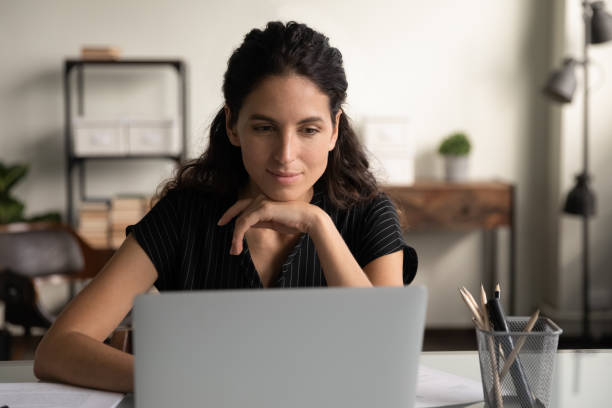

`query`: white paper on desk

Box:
[416,365,484,408]
[0,382,124,408]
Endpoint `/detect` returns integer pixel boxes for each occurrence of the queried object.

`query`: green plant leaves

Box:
[27,212,62,223]
[0,162,62,225]
[0,195,25,224]
[0,163,29,194]
[438,132,471,156]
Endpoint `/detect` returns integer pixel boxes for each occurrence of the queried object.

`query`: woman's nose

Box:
[274,131,296,164]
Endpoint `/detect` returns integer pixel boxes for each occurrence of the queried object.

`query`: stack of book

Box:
[78,202,110,249]
[110,195,150,249]
[81,46,121,60]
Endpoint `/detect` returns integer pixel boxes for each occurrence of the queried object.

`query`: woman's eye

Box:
[302,128,319,135]
[253,125,274,132]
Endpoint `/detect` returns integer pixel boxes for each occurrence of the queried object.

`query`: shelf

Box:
[64,57,188,229]
[70,154,182,162]
[65,59,184,72]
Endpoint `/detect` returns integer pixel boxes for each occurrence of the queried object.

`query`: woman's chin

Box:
[262,186,311,202]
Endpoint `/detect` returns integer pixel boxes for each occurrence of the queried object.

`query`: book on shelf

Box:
[77,195,152,249]
[79,218,109,231]
[78,201,110,249]
[111,195,146,211]
[79,201,110,212]
[81,46,121,60]
[110,194,151,249]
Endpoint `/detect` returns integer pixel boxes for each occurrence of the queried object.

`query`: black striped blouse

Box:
[126,183,417,290]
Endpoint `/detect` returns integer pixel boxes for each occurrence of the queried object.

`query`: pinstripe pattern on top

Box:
[126,183,417,290]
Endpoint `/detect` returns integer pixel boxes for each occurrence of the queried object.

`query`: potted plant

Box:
[438,132,472,182]
[0,162,61,224]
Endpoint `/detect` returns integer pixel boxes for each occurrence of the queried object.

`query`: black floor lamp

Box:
[543,0,612,342]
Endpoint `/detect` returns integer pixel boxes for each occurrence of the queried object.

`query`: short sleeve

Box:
[355,194,418,285]
[125,189,182,290]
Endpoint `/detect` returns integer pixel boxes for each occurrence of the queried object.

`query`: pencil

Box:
[480,284,490,330]
[499,309,540,380]
[458,288,483,326]
[472,317,485,330]
[462,286,481,311]
[494,283,501,299]
[462,287,484,324]
[459,286,502,407]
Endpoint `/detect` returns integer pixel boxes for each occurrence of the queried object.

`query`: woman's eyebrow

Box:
[248,113,324,124]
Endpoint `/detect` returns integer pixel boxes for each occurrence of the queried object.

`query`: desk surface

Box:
[1,350,609,408]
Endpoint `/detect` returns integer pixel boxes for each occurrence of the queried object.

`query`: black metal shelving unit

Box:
[63,59,188,227]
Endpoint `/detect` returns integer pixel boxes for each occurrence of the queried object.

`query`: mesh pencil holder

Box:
[475,317,562,408]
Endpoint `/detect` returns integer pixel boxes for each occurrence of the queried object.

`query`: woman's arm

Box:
[308,208,404,287]
[34,233,157,393]
[218,196,404,287]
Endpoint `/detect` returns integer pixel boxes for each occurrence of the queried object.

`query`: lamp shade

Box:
[591,1,612,44]
[563,174,596,216]
[543,58,578,103]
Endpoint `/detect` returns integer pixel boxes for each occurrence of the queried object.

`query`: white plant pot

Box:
[443,155,469,182]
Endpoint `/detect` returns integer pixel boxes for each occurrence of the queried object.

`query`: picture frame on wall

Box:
[361,117,414,185]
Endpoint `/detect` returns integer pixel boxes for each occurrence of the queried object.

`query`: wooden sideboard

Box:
[382,181,516,314]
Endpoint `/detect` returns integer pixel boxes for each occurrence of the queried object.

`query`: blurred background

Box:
[1,0,611,358]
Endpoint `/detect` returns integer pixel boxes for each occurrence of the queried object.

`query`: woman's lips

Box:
[266,169,302,184]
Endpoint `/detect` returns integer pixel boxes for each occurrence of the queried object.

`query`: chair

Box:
[0,222,114,336]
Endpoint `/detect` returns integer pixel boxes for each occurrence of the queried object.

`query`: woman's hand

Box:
[217,195,324,255]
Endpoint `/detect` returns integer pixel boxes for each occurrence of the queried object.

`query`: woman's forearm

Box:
[308,209,373,287]
[34,331,134,393]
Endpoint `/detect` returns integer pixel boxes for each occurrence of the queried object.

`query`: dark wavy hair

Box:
[157,21,378,209]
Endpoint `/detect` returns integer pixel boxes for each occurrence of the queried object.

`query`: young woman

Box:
[34,21,418,393]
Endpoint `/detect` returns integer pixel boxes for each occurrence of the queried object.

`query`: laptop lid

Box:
[133,286,427,408]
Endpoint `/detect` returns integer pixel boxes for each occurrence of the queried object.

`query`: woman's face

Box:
[226,74,341,202]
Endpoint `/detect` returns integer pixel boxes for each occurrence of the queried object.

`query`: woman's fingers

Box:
[230,204,271,254]
[219,196,312,255]
[217,198,254,226]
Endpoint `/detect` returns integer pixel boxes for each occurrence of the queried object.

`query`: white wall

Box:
[0,0,561,327]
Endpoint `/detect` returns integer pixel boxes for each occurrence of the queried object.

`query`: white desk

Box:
[420,350,611,407]
[1,350,609,407]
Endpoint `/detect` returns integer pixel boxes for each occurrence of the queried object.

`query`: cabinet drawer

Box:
[383,183,513,230]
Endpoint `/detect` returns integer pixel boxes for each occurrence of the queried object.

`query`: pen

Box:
[481,285,503,408]
[487,285,534,408]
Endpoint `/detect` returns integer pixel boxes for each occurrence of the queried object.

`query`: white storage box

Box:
[126,119,180,156]
[361,117,414,185]
[72,118,127,156]
[72,117,180,157]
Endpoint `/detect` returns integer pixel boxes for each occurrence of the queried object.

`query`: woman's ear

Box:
[224,105,241,147]
[328,109,342,151]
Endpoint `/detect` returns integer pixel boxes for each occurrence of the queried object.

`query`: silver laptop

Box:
[133,286,427,408]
